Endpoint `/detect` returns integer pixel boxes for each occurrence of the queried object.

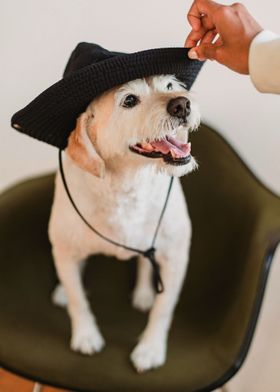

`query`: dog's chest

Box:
[82,183,165,258]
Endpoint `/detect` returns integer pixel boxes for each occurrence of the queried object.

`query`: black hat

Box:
[11,42,204,149]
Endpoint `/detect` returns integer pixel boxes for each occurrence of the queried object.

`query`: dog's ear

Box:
[66,112,105,178]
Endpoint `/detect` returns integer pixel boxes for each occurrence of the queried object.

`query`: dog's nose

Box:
[167,97,191,120]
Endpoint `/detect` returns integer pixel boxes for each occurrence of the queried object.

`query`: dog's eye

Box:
[122,94,140,108]
[167,82,173,90]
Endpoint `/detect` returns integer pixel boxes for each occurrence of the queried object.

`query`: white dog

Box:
[48,74,200,373]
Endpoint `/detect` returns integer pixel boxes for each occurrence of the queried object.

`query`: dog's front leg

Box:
[52,245,105,355]
[130,249,188,373]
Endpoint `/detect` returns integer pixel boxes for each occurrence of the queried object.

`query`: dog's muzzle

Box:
[129,96,193,166]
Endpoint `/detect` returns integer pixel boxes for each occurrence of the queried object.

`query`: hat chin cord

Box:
[58,149,175,294]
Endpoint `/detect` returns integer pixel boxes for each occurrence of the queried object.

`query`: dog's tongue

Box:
[150,136,191,158]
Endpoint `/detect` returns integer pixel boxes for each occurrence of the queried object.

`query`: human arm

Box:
[249,30,280,94]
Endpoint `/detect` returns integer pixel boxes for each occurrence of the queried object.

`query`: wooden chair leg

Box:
[213,386,228,392]
[32,382,43,392]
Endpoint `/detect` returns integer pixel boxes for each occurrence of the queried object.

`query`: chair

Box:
[0,124,279,392]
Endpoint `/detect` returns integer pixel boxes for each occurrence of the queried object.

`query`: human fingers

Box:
[185,27,207,48]
[187,2,202,32]
[188,41,222,61]
[184,35,198,49]
[187,0,221,31]
[186,8,216,47]
[200,29,217,45]
[185,13,215,48]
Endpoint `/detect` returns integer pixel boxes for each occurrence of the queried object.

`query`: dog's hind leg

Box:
[52,283,68,307]
[132,256,155,312]
[52,245,105,355]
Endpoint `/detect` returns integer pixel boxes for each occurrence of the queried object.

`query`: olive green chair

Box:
[0,124,280,392]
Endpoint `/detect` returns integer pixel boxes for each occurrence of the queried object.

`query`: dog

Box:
[48,74,200,373]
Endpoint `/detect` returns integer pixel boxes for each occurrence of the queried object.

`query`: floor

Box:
[0,369,233,392]
[0,368,68,392]
[0,368,227,392]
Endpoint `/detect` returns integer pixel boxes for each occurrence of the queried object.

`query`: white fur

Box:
[48,75,200,372]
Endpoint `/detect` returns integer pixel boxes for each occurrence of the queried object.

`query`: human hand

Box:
[185,0,263,74]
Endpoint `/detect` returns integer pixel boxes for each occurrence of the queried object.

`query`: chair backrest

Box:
[180,124,280,385]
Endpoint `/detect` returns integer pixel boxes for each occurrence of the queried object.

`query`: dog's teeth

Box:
[141,142,154,151]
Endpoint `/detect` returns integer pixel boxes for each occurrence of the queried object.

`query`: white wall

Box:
[1,1,280,390]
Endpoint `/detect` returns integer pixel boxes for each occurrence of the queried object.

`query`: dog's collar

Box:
[58,149,174,294]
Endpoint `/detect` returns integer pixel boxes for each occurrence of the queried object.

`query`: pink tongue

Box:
[150,136,190,158]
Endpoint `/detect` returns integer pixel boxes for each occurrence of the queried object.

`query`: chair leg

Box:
[33,382,43,392]
[213,387,228,392]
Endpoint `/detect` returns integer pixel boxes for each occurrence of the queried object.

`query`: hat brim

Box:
[11,47,204,149]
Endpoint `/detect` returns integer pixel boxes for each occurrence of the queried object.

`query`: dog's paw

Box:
[71,324,105,355]
[52,284,68,307]
[130,340,166,373]
[132,287,155,312]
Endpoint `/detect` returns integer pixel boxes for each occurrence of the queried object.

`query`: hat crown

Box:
[64,42,124,77]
